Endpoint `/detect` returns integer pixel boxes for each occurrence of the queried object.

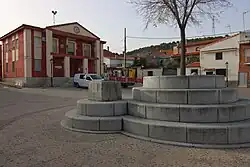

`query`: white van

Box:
[73,73,104,88]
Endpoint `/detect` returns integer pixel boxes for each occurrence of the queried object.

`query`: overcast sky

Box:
[0,0,249,53]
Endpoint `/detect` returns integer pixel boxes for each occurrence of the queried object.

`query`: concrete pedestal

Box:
[62,80,126,133]
[62,76,250,148]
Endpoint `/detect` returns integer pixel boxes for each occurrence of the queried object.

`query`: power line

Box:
[212,16,215,35]
[126,30,243,40]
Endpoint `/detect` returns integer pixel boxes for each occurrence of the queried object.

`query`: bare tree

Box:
[129,0,232,75]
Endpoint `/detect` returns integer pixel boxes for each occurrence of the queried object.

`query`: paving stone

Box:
[123,117,149,137]
[229,126,250,144]
[99,117,122,131]
[159,76,189,89]
[140,89,157,103]
[220,89,238,104]
[149,125,186,142]
[157,90,188,104]
[229,105,246,121]
[180,106,217,123]
[86,102,114,117]
[143,76,160,88]
[217,107,230,122]
[146,105,179,121]
[76,100,87,115]
[215,75,226,88]
[128,102,146,118]
[188,90,219,104]
[188,75,216,89]
[246,102,250,119]
[132,88,141,101]
[187,126,228,144]
[114,101,127,116]
[71,116,100,131]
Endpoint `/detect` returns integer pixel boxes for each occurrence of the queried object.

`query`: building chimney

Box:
[107,46,110,51]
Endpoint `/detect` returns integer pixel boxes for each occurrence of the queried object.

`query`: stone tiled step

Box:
[143,75,225,89]
[132,87,238,105]
[128,99,250,123]
[123,115,250,146]
[77,99,127,117]
[62,109,123,133]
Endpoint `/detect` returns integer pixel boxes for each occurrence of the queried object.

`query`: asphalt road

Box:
[1,87,250,167]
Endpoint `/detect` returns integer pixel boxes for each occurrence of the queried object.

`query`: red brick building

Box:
[0,44,2,80]
[0,22,106,87]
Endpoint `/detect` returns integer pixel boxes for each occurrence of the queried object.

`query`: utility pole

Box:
[212,16,215,36]
[226,24,232,34]
[52,10,57,25]
[124,28,127,68]
[243,11,249,32]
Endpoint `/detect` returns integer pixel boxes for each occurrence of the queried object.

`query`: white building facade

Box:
[200,32,250,86]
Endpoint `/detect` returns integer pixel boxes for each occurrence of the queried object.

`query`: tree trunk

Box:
[180,28,186,76]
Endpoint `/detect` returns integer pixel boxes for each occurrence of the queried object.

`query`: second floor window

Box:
[83,44,91,57]
[215,52,223,60]
[52,38,58,53]
[67,40,75,55]
[12,40,15,50]
[16,39,19,49]
[5,43,8,52]
[245,48,250,58]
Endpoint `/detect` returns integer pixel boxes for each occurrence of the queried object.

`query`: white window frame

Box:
[83,43,91,57]
[15,36,19,61]
[52,38,59,53]
[67,39,76,55]
[34,36,42,59]
[5,42,8,53]
[34,59,42,72]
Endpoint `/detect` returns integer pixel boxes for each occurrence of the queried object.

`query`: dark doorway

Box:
[53,57,65,77]
[216,69,226,76]
[70,59,83,77]
[206,71,214,75]
[191,69,198,74]
[147,71,153,76]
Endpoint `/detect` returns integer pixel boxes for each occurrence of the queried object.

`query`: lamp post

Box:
[225,62,229,87]
[243,11,249,32]
[52,11,57,25]
[50,58,54,87]
[141,65,144,79]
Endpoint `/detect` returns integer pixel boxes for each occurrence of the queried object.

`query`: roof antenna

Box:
[52,10,57,25]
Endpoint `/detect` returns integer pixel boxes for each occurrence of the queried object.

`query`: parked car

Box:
[73,73,104,88]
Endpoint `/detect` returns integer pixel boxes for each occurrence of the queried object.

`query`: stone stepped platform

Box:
[76,99,127,117]
[143,75,225,89]
[61,76,250,148]
[62,109,123,133]
[133,87,238,104]
[128,99,250,123]
[122,115,250,148]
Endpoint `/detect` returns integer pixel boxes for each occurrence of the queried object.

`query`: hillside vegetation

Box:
[126,36,226,56]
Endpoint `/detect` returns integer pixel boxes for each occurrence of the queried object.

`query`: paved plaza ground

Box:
[1,86,250,166]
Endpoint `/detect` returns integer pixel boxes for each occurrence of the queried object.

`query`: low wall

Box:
[3,77,73,88]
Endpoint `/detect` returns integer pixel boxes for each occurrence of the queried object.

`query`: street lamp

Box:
[243,10,249,32]
[50,58,54,87]
[225,62,229,87]
[52,10,57,25]
[141,65,144,79]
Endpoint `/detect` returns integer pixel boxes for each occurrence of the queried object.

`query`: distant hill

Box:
[126,36,227,56]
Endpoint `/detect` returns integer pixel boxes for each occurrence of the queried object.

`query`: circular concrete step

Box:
[132,87,238,105]
[122,115,250,148]
[143,75,225,89]
[62,109,123,133]
[128,99,250,123]
[77,99,127,117]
